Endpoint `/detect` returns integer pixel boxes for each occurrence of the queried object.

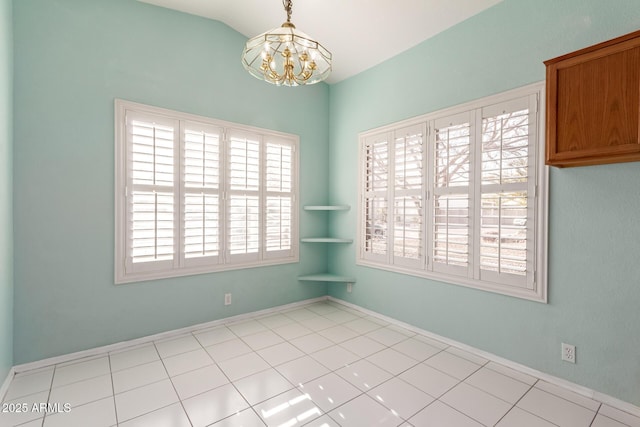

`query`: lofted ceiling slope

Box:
[139,0,503,84]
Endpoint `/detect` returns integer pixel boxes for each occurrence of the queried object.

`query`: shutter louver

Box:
[432,116,471,275]
[127,115,177,270]
[266,196,292,252]
[480,101,531,286]
[228,134,261,261]
[393,125,424,267]
[393,196,422,259]
[229,135,260,192]
[130,121,174,187]
[184,194,219,258]
[433,194,469,267]
[265,142,294,256]
[130,191,174,263]
[363,136,389,261]
[229,195,260,255]
[183,125,221,263]
[266,142,292,193]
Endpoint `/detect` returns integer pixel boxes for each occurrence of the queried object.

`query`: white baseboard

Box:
[327,296,640,419]
[0,367,15,403]
[12,296,328,374]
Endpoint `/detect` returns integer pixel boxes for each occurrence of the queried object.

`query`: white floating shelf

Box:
[301,237,353,243]
[304,205,350,211]
[298,274,356,283]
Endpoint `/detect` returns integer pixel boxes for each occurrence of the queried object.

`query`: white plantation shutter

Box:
[478,96,537,288]
[227,131,261,262]
[115,100,299,284]
[357,84,546,301]
[182,122,222,267]
[431,113,472,276]
[265,140,294,258]
[393,124,425,268]
[362,133,390,263]
[125,112,178,274]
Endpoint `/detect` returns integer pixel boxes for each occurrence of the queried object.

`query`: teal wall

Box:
[328,0,640,405]
[0,0,14,381]
[9,0,640,408]
[12,0,330,364]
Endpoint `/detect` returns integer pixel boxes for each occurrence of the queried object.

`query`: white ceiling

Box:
[139,0,503,84]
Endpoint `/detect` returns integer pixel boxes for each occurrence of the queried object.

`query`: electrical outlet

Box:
[224,293,232,306]
[561,343,576,363]
[347,283,353,293]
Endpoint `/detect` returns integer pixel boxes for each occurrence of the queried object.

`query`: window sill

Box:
[115,256,299,285]
[356,259,547,303]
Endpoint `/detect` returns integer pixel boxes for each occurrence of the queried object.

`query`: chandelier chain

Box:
[283,0,292,23]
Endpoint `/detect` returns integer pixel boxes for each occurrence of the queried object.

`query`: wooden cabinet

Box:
[545,30,640,167]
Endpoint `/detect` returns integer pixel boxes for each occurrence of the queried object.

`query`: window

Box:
[115,100,298,284]
[358,83,547,301]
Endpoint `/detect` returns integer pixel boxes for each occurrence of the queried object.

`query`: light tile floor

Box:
[1,300,639,427]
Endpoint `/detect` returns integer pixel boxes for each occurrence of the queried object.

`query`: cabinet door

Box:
[545,34,640,167]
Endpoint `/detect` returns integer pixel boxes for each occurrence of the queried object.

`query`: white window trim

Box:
[115,100,299,284]
[357,82,548,303]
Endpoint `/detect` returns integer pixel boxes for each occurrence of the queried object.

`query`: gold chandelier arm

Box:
[261,55,314,85]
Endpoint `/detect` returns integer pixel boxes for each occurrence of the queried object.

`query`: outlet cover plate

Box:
[562,343,576,363]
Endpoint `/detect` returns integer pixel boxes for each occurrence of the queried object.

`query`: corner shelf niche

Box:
[298,205,355,284]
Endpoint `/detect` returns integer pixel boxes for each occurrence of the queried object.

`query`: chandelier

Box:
[241,0,332,86]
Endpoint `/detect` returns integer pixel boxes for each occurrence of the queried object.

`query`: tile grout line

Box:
[108,342,191,426]
[594,413,634,427]
[107,354,119,427]
[456,360,544,410]
[245,304,469,425]
[192,321,296,426]
[39,363,57,426]
[219,335,290,427]
[491,380,539,427]
[433,399,488,427]
[152,340,195,427]
[506,380,564,427]
[533,382,603,413]
[482,362,538,388]
[588,402,602,427]
[248,304,383,424]
[346,366,432,425]
[288,310,446,425]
